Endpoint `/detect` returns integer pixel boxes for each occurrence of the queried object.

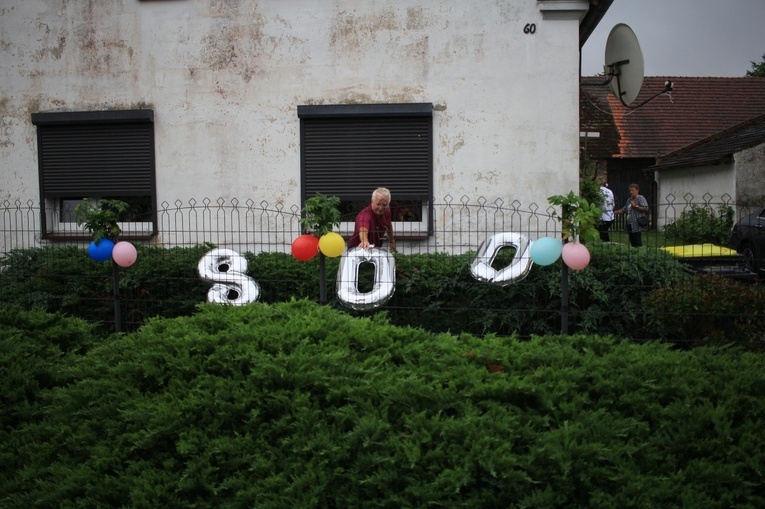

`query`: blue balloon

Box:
[530,237,562,266]
[87,239,115,262]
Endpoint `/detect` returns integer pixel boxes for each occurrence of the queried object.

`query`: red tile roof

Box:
[649,112,765,171]
[580,76,765,159]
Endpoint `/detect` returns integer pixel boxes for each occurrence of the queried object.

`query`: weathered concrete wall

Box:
[1,0,584,209]
[653,141,765,226]
[735,142,765,209]
[654,164,736,227]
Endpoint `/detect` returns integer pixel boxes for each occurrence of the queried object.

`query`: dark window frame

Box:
[31,109,158,239]
[298,103,434,237]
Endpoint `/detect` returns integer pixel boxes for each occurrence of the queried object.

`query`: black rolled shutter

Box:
[32,110,155,198]
[299,104,432,202]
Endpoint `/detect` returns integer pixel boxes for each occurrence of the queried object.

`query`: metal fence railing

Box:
[1,195,564,255]
[1,194,759,252]
[0,195,762,341]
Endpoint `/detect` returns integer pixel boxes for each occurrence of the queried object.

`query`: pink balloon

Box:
[561,242,590,270]
[112,241,138,267]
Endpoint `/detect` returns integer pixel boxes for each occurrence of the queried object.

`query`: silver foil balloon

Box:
[470,232,533,286]
[198,248,260,305]
[336,247,395,311]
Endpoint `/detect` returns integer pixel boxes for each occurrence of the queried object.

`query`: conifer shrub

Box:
[0,245,114,320]
[0,242,698,340]
[391,243,688,340]
[645,273,765,349]
[663,204,735,245]
[3,302,765,507]
[246,251,329,303]
[115,244,213,322]
[0,245,215,331]
[574,242,689,338]
[0,306,97,428]
[0,306,97,494]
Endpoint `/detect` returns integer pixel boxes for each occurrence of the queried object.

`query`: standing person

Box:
[615,183,649,247]
[348,187,397,251]
[598,180,615,242]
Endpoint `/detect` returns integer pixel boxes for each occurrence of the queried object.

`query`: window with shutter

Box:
[31,110,157,239]
[298,103,433,238]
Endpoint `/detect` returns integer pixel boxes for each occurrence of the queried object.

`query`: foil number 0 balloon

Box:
[336,247,396,311]
[470,232,533,286]
[198,248,260,305]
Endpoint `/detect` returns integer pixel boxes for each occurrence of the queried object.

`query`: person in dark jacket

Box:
[615,183,649,247]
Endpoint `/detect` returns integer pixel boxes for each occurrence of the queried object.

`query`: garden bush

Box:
[370,242,690,341]
[389,243,688,340]
[645,273,765,350]
[0,307,97,430]
[0,244,213,332]
[2,301,765,507]
[663,204,734,245]
[0,242,690,340]
[0,306,98,495]
[572,242,690,339]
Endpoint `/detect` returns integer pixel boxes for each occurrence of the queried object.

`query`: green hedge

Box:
[2,302,765,507]
[0,306,99,499]
[646,273,765,349]
[0,307,97,431]
[0,242,700,341]
[663,204,735,245]
[0,244,213,332]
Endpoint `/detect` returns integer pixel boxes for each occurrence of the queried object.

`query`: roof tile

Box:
[649,113,765,171]
[580,76,765,159]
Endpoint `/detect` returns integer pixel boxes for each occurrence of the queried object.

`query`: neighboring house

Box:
[0,0,612,250]
[580,76,765,218]
[647,113,765,227]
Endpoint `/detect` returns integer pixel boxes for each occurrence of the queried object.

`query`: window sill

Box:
[339,233,429,241]
[42,232,156,242]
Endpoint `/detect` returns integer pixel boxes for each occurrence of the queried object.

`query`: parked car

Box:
[729,205,765,277]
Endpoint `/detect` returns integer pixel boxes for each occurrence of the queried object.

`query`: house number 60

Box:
[523,23,536,34]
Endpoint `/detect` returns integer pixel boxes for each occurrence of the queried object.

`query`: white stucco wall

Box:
[734,142,765,209]
[1,0,585,212]
[654,164,735,228]
[653,139,765,227]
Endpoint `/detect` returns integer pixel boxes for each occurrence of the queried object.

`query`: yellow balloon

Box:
[319,232,345,258]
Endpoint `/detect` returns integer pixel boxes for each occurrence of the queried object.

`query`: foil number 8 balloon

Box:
[198,248,260,305]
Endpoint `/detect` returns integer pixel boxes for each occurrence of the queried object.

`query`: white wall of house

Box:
[654,164,735,228]
[1,0,589,253]
[653,141,765,228]
[734,142,765,210]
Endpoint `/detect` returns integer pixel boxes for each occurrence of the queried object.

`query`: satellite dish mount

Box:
[600,24,673,109]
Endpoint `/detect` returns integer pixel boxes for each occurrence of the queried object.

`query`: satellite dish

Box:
[604,23,644,106]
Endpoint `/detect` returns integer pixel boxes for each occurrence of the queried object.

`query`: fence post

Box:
[560,263,569,334]
[112,261,122,332]
[319,253,327,304]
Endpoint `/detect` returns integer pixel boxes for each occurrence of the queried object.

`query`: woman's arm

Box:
[633,196,649,213]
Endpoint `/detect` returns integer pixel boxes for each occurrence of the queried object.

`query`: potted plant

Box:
[74,198,130,242]
[298,193,343,303]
